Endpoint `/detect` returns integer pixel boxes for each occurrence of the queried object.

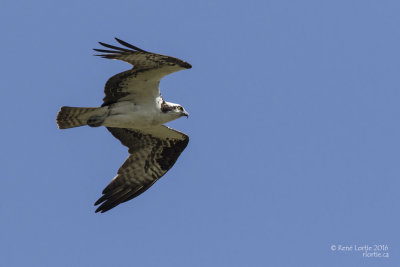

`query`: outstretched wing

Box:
[94,38,192,106]
[94,125,189,213]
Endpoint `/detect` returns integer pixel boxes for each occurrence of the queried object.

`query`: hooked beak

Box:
[182,111,189,118]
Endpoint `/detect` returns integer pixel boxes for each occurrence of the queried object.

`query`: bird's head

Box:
[161,101,189,118]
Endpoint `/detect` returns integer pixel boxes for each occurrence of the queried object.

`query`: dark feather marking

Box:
[101,68,153,106]
[157,138,189,171]
[101,70,135,106]
[95,184,127,204]
[164,57,192,69]
[94,39,192,71]
[93,48,122,54]
[99,41,131,52]
[160,100,175,113]
[121,180,158,203]
[95,187,137,213]
[115,38,148,53]
[93,127,189,213]
[96,55,126,60]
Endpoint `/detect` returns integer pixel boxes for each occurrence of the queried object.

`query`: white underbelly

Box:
[102,101,165,128]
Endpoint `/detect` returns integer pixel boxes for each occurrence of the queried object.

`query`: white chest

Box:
[102,100,174,129]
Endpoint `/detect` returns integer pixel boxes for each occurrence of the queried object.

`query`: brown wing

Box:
[94,38,192,106]
[94,125,189,213]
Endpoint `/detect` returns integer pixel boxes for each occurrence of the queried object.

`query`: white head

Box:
[160,101,189,119]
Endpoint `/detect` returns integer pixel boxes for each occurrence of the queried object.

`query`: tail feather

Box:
[56,106,105,129]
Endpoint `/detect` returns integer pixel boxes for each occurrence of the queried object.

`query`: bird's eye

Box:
[178,106,183,111]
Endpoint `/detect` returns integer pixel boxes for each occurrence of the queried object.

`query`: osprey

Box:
[56,38,191,213]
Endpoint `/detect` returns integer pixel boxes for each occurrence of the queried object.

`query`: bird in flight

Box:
[57,38,191,213]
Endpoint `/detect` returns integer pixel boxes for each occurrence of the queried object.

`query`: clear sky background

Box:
[1,0,398,266]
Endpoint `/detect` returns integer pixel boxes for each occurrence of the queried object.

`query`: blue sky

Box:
[1,0,398,266]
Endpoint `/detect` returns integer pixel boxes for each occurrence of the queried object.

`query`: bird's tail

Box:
[56,106,107,129]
